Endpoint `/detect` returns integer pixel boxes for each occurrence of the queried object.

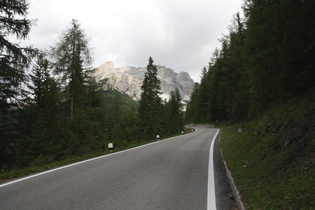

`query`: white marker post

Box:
[108,143,114,152]
[238,128,243,134]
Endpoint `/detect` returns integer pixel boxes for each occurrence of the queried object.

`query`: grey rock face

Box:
[93,61,195,101]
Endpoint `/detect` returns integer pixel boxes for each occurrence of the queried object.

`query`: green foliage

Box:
[51,19,92,117]
[139,57,163,139]
[0,3,184,175]
[186,15,247,124]
[185,3,315,208]
[0,0,37,170]
[0,0,37,111]
[163,88,184,135]
[244,0,315,115]
[2,19,142,170]
[18,54,66,166]
[220,92,315,209]
[185,83,200,123]
[138,57,185,140]
[186,1,315,123]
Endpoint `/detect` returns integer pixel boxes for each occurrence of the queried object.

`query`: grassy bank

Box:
[0,128,194,184]
[220,93,315,209]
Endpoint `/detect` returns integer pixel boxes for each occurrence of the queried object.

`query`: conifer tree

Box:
[185,83,199,123]
[51,19,92,117]
[0,0,36,170]
[28,54,54,107]
[19,54,61,165]
[166,88,184,134]
[139,57,162,139]
[186,0,315,123]
[123,105,141,143]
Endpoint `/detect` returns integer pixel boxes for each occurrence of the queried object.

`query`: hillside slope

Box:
[220,91,315,209]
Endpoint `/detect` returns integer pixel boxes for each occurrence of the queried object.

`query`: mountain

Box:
[92,61,195,101]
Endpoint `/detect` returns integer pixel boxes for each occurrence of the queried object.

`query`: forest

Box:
[184,0,314,208]
[1,0,314,207]
[0,3,184,171]
[185,0,315,124]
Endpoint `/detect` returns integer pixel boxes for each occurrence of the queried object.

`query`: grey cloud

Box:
[26,0,243,82]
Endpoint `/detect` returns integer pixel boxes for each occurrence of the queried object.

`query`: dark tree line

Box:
[139,57,184,140]
[186,0,315,124]
[0,1,184,171]
[0,0,37,170]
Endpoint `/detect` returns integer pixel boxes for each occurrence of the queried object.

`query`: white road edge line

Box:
[0,130,197,188]
[208,128,220,210]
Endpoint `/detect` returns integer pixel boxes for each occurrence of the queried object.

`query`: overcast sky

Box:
[25,0,244,82]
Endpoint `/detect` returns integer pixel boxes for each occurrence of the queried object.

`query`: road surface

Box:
[0,128,238,210]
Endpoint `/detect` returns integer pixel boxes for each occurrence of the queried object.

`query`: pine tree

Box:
[123,105,141,143]
[166,88,184,134]
[219,13,248,122]
[186,13,248,123]
[243,0,315,116]
[185,82,199,123]
[187,1,315,124]
[139,57,162,139]
[18,54,61,166]
[28,54,53,107]
[51,19,92,117]
[0,0,36,170]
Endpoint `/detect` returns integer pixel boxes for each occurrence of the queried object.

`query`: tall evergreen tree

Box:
[219,13,247,122]
[0,0,36,170]
[18,54,61,166]
[196,67,211,123]
[28,54,54,107]
[139,57,162,139]
[123,105,141,143]
[165,88,184,134]
[187,0,315,124]
[51,19,92,117]
[186,13,248,123]
[243,0,315,116]
[185,82,199,123]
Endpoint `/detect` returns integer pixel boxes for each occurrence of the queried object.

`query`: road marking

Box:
[208,128,219,210]
[0,131,196,188]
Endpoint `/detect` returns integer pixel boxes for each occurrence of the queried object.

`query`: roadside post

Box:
[108,143,114,152]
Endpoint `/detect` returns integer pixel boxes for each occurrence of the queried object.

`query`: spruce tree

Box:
[185,83,199,123]
[0,0,36,170]
[19,54,61,165]
[139,57,162,139]
[166,88,184,134]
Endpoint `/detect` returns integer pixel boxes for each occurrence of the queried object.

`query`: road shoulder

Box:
[213,132,239,209]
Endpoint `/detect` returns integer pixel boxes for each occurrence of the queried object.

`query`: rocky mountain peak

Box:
[93,61,195,101]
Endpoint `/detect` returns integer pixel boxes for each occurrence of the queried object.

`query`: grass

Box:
[220,94,315,209]
[0,128,194,184]
[0,153,104,184]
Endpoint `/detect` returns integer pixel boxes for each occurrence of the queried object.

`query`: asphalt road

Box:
[0,128,237,210]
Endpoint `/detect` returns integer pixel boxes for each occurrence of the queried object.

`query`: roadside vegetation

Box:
[185,0,315,208]
[1,1,314,208]
[220,93,314,209]
[1,1,185,181]
[0,127,193,184]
